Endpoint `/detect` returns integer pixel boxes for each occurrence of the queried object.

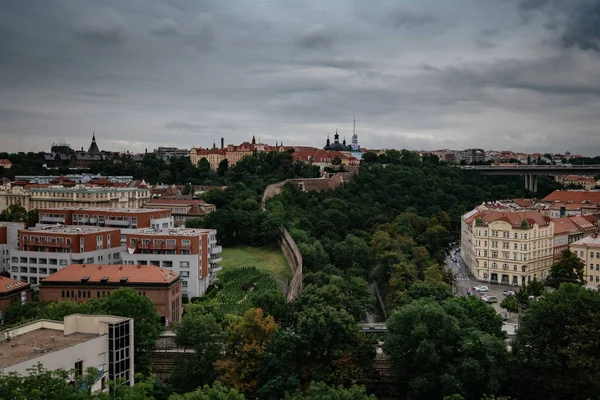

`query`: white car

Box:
[475,285,489,292]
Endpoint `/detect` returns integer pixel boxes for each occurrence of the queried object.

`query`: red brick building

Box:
[39,263,182,326]
[38,207,173,231]
[0,276,31,311]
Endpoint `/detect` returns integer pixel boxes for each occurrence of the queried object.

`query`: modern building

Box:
[461,207,554,286]
[570,233,600,290]
[9,225,124,286]
[39,264,182,326]
[38,207,173,244]
[0,222,24,273]
[121,228,221,298]
[153,147,190,162]
[0,314,134,390]
[0,185,152,212]
[142,199,215,227]
[0,276,31,312]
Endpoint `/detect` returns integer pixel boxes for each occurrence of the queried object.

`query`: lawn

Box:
[221,246,292,283]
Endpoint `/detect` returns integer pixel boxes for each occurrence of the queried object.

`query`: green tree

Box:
[399,281,453,306]
[88,288,162,373]
[217,159,229,177]
[168,382,245,400]
[171,312,225,393]
[26,209,39,227]
[0,204,27,222]
[285,381,375,399]
[361,152,379,164]
[216,308,278,398]
[510,284,600,400]
[249,290,288,323]
[198,158,211,174]
[547,249,585,288]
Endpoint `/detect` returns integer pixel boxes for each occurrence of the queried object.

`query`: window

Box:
[75,360,83,376]
[514,233,518,239]
[591,252,595,258]
[130,238,138,246]
[181,271,190,278]
[29,267,37,274]
[86,257,94,263]
[50,268,58,274]
[180,261,190,268]
[514,243,518,250]
[182,280,188,287]
[522,266,527,272]
[491,251,498,258]
[492,262,497,269]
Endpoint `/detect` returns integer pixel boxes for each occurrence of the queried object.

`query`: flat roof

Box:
[129,228,214,237]
[24,225,119,234]
[0,328,99,368]
[39,207,171,214]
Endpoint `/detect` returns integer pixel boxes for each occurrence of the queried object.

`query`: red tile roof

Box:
[542,190,600,204]
[0,276,30,294]
[472,210,552,228]
[553,217,582,235]
[41,264,179,284]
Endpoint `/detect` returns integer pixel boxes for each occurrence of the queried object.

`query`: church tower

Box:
[87,132,100,155]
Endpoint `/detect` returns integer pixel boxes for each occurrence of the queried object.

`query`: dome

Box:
[330,142,345,151]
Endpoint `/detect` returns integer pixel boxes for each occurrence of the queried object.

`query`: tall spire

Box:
[87,131,100,155]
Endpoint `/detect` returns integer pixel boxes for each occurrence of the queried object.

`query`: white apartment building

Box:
[0,185,151,212]
[570,234,600,290]
[461,208,555,286]
[0,314,134,390]
[8,225,124,286]
[121,228,222,298]
[0,222,24,273]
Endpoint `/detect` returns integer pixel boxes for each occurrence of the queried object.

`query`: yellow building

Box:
[461,208,554,286]
[569,234,600,289]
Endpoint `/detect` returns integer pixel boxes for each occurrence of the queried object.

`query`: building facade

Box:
[0,222,24,273]
[142,200,215,227]
[9,226,124,286]
[570,234,600,290]
[153,147,190,162]
[39,264,182,325]
[461,208,555,286]
[121,228,221,298]
[0,276,31,311]
[0,185,151,212]
[0,314,134,390]
[552,216,597,260]
[38,207,173,243]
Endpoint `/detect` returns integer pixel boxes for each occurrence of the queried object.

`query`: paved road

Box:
[445,248,520,325]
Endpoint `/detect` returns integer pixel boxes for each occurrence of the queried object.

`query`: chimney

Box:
[221,137,224,149]
[145,148,147,154]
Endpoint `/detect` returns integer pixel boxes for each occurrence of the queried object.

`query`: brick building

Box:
[0,276,31,311]
[9,225,124,286]
[38,207,173,243]
[39,264,182,326]
[121,228,221,298]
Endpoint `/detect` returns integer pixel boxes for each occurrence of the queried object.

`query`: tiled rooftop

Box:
[42,264,179,284]
[0,276,29,294]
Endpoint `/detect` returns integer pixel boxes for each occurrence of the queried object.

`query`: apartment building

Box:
[0,222,24,273]
[39,264,182,325]
[461,208,554,286]
[0,276,31,311]
[0,314,134,390]
[190,148,226,170]
[38,207,173,243]
[553,216,597,260]
[121,228,222,298]
[9,226,124,286]
[540,190,600,218]
[570,234,600,289]
[0,185,151,212]
[142,199,215,227]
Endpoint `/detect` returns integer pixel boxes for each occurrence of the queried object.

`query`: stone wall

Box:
[260,170,357,301]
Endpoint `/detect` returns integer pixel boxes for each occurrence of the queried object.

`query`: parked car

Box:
[475,285,489,292]
[483,296,498,303]
[503,290,516,296]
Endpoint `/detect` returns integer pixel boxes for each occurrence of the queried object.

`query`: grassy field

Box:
[221,246,292,282]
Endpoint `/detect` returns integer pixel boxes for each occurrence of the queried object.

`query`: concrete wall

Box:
[260,171,357,301]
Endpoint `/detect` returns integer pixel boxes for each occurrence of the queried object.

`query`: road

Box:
[446,248,520,327]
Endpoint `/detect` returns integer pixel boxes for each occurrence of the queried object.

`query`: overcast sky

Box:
[1,0,599,155]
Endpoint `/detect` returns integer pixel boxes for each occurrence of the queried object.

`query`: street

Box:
[446,248,520,329]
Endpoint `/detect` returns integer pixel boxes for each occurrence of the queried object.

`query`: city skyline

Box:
[1,1,599,155]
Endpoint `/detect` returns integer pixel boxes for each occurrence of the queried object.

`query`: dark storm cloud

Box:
[516,0,600,51]
[0,0,599,155]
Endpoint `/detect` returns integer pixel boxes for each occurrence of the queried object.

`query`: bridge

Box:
[460,165,600,193]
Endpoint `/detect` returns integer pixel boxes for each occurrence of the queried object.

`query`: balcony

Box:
[138,242,149,249]
[164,242,177,250]
[39,216,66,223]
[210,265,223,273]
[149,242,164,249]
[210,256,222,263]
[211,245,223,254]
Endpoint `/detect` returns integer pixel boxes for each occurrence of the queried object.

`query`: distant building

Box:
[461,207,554,286]
[0,185,151,212]
[0,276,31,311]
[9,225,124,286]
[153,147,190,162]
[558,175,597,190]
[142,199,216,227]
[39,264,182,326]
[121,228,221,298]
[70,134,106,169]
[457,149,485,164]
[0,314,135,390]
[552,216,597,260]
[540,190,600,218]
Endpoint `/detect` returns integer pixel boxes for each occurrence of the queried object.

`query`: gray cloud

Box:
[0,0,599,156]
[516,0,600,51]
